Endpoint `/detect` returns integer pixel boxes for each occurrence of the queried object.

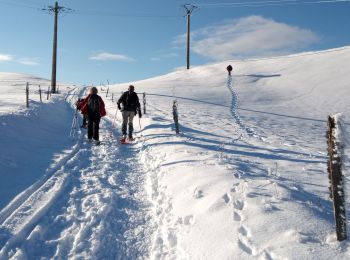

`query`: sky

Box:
[0,0,349,85]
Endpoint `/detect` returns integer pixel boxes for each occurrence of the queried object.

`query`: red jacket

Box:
[79,94,106,117]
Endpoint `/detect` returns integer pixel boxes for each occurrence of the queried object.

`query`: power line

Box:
[195,0,350,8]
[0,0,40,10]
[73,9,181,18]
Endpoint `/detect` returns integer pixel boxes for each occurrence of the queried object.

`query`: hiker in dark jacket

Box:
[227,65,233,76]
[117,85,141,141]
[80,87,106,145]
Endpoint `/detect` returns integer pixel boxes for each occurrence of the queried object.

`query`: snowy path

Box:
[0,90,152,259]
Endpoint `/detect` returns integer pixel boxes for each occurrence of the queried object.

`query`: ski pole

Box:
[69,108,78,138]
[138,117,143,137]
[112,108,118,129]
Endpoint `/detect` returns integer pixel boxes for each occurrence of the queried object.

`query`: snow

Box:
[1,46,350,259]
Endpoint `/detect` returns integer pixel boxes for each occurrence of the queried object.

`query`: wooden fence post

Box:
[143,92,146,114]
[106,86,109,97]
[112,93,114,102]
[26,82,29,108]
[327,115,347,241]
[173,100,179,134]
[39,85,42,102]
[47,86,50,100]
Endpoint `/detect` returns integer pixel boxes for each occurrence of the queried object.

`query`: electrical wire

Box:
[0,0,40,10]
[195,0,350,8]
[74,9,182,18]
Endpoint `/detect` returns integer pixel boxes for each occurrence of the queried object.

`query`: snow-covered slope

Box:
[0,46,350,259]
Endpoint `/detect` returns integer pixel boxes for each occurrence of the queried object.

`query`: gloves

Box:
[117,103,121,110]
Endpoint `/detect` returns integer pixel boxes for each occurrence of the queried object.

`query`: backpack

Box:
[88,95,100,115]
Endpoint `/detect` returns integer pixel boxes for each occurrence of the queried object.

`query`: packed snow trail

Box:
[0,88,152,259]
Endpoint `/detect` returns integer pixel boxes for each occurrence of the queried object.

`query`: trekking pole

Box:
[138,117,143,137]
[69,108,79,138]
[112,108,118,129]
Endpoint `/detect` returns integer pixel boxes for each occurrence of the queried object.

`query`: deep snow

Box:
[0,46,350,259]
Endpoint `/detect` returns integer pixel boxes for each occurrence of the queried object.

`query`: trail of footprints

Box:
[230,181,275,260]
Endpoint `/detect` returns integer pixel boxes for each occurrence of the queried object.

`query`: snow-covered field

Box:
[0,46,350,259]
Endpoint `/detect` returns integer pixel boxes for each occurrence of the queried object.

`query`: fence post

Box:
[112,93,114,102]
[39,85,42,102]
[327,115,347,241]
[143,92,146,114]
[173,100,179,134]
[57,85,59,94]
[106,86,109,97]
[26,82,29,108]
[47,86,50,100]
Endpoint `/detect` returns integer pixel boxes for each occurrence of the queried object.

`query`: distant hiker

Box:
[79,87,106,145]
[117,85,142,142]
[227,65,233,76]
[76,98,87,128]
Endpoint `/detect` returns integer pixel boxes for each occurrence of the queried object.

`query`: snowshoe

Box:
[120,136,127,144]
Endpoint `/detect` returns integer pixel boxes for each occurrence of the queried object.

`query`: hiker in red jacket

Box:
[79,87,106,145]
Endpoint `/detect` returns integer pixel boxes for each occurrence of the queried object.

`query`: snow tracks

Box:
[0,90,152,259]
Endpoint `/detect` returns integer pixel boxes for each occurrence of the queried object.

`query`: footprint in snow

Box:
[238,238,254,255]
[194,188,204,199]
[238,225,251,238]
[208,193,231,212]
[222,193,231,203]
[233,211,242,221]
[176,215,195,226]
[184,215,195,225]
[233,200,245,211]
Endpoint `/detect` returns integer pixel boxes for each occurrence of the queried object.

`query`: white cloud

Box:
[151,52,178,62]
[89,52,135,62]
[0,54,39,66]
[0,54,13,62]
[174,16,320,60]
[18,59,39,66]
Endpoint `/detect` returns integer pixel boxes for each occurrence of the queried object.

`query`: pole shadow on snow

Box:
[144,138,324,165]
[149,125,326,161]
[233,74,282,78]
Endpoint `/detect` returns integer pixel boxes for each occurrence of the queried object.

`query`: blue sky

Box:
[0,0,349,85]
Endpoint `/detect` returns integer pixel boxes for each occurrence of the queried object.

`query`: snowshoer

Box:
[117,85,142,142]
[79,87,106,145]
[227,65,233,76]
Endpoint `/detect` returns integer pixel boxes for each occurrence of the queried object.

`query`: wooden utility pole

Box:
[51,1,58,94]
[183,4,197,70]
[43,2,72,94]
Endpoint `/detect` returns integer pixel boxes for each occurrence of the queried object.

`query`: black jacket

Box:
[117,91,140,112]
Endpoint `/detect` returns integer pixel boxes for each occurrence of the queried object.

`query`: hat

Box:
[90,86,98,94]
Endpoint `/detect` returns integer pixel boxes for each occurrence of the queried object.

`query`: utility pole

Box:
[43,2,72,94]
[183,4,197,70]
